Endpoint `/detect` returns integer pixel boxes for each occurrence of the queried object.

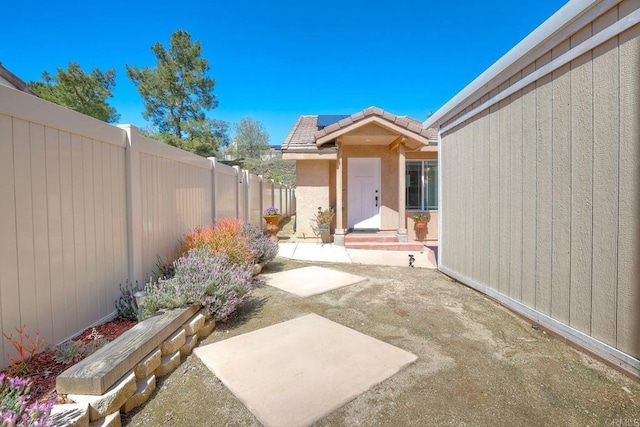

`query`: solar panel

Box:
[316,115,349,128]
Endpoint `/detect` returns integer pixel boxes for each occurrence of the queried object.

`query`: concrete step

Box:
[344,241,426,251]
[344,234,398,243]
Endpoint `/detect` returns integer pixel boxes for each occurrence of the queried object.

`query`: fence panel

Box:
[262,179,274,213]
[213,161,239,220]
[274,185,283,216]
[136,134,213,280]
[0,86,128,368]
[248,174,262,226]
[0,85,296,369]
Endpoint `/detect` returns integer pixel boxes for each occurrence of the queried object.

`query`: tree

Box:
[232,117,270,159]
[142,118,229,158]
[28,62,120,123]
[126,30,226,156]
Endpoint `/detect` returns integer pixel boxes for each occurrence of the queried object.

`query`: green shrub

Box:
[52,338,109,365]
[53,340,85,365]
[142,278,187,316]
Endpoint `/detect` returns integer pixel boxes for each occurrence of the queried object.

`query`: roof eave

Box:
[316,116,431,147]
[424,0,611,129]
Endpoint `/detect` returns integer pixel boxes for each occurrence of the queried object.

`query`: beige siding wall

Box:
[440,4,640,363]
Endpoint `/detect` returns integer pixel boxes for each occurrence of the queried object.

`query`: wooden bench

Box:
[57,306,199,395]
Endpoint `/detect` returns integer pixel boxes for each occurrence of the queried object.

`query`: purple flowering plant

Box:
[0,374,53,426]
[242,223,278,263]
[144,247,254,321]
[263,206,279,216]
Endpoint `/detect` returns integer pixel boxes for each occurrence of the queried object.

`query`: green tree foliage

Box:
[240,157,296,188]
[232,117,270,159]
[28,62,120,123]
[142,118,229,158]
[127,30,227,156]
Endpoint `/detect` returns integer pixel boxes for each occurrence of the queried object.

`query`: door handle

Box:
[375,196,378,207]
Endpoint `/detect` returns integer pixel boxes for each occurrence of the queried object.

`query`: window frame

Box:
[405,159,438,211]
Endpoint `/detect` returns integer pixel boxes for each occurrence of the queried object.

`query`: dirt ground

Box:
[122,257,639,426]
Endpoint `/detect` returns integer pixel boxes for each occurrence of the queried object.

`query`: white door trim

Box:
[347,157,381,229]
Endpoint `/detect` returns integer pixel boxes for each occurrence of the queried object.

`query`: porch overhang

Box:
[282,150,338,160]
[316,116,431,149]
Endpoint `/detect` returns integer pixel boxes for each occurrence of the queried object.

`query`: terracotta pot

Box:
[318,225,331,243]
[414,220,428,242]
[263,214,281,238]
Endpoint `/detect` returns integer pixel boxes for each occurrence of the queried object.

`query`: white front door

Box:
[348,158,381,229]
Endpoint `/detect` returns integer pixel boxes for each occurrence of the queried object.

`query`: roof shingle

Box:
[282,106,437,152]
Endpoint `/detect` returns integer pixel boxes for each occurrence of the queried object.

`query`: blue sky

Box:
[2,0,568,146]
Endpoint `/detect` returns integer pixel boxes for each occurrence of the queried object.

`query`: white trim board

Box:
[439,7,640,134]
[437,133,443,269]
[424,0,624,129]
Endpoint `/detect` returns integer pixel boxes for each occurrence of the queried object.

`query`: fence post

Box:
[269,179,275,209]
[258,175,264,221]
[208,157,217,223]
[232,166,241,220]
[119,125,142,284]
[293,188,296,214]
[243,169,250,222]
[284,185,289,217]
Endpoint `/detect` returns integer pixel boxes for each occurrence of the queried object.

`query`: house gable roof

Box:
[315,106,432,143]
[282,115,320,152]
[0,63,37,96]
[282,106,437,154]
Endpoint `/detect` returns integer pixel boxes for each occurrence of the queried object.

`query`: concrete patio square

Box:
[260,265,367,296]
[194,313,417,427]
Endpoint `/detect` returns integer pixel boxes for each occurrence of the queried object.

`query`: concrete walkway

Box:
[277,242,437,269]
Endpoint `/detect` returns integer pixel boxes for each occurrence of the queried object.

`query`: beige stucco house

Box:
[282,106,438,246]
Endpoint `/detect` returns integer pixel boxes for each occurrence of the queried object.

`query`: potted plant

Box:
[412,213,429,229]
[315,207,335,243]
[263,206,281,238]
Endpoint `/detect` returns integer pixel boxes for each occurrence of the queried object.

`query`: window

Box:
[406,160,438,210]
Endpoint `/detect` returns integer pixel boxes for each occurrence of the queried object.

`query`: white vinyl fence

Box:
[0,85,294,369]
